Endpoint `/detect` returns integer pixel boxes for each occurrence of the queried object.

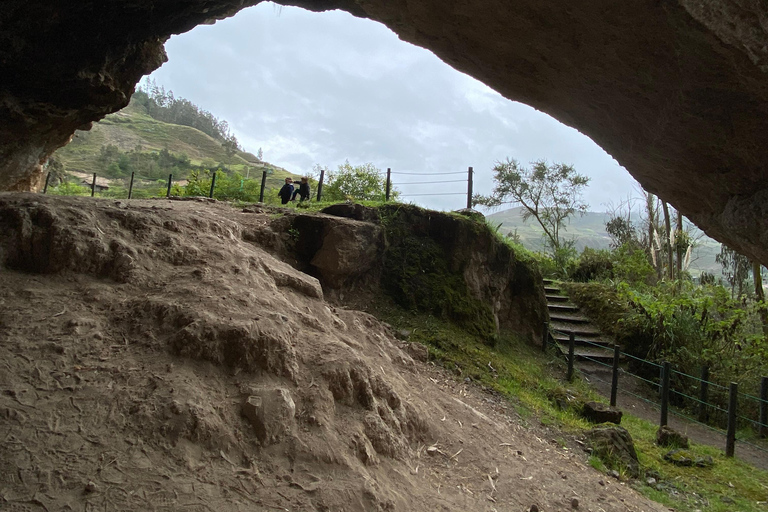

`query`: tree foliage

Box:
[135,80,241,151]
[473,158,590,257]
[323,161,395,202]
[716,244,752,298]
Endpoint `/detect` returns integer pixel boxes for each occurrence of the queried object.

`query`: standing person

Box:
[278,177,294,205]
[291,177,311,202]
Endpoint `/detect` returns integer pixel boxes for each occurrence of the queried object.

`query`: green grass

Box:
[366,297,768,512]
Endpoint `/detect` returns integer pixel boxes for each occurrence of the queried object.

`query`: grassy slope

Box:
[487,206,722,276]
[53,99,294,190]
[369,297,768,512]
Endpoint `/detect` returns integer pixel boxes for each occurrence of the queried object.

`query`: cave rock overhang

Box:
[2,0,768,263]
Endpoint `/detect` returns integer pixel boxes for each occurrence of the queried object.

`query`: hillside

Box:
[488,206,722,276]
[51,95,293,190]
[0,194,669,512]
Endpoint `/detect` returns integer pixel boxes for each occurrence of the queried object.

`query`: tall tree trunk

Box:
[646,192,660,280]
[676,210,684,282]
[753,261,768,336]
[662,201,673,281]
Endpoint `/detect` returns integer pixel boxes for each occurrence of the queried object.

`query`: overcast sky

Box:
[146,2,639,212]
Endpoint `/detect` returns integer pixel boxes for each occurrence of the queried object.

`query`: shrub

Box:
[570,247,613,282]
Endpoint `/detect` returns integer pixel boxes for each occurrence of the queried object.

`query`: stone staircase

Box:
[544,279,617,364]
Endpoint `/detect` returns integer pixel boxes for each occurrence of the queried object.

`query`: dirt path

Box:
[578,361,768,471]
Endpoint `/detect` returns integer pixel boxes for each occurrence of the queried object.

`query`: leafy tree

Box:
[474,158,589,260]
[324,161,395,201]
[716,244,752,298]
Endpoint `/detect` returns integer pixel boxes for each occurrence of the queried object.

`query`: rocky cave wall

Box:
[2,1,768,263]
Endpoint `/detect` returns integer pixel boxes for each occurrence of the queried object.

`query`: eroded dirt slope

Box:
[0,194,665,511]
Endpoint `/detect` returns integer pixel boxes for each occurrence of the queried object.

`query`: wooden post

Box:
[611,344,620,407]
[209,171,217,199]
[385,168,391,201]
[466,166,473,209]
[759,376,767,438]
[43,172,51,194]
[541,322,548,352]
[698,366,710,423]
[567,332,575,382]
[91,173,97,197]
[317,168,325,202]
[259,170,267,202]
[660,361,670,426]
[166,173,173,198]
[726,382,738,457]
[128,172,135,199]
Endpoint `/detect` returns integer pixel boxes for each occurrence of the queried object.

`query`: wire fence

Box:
[385,167,474,207]
[546,323,768,457]
[43,166,479,209]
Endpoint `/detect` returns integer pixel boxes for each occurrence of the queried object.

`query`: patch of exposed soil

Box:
[0,194,667,511]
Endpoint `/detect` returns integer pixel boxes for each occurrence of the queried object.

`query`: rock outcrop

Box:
[3,1,768,265]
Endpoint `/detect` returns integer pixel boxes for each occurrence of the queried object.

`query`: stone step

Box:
[546,294,570,303]
[549,313,591,324]
[556,344,617,362]
[544,286,562,294]
[542,278,556,285]
[548,303,580,313]
[552,332,613,347]
[549,321,602,337]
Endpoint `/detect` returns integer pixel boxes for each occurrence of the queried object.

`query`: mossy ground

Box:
[367,298,768,512]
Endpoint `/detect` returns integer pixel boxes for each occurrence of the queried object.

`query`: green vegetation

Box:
[368,293,768,512]
[378,204,496,339]
[321,161,397,202]
[474,158,590,275]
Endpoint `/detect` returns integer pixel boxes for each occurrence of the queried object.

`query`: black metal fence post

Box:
[542,322,548,352]
[466,166,473,209]
[698,366,710,423]
[209,171,217,199]
[660,361,670,426]
[385,168,391,201]
[759,376,767,438]
[567,332,575,382]
[317,168,325,202]
[128,172,135,199]
[166,173,173,198]
[91,173,97,197]
[259,170,267,202]
[610,345,621,407]
[726,382,738,457]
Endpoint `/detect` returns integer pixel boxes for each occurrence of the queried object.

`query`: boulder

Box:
[321,203,380,223]
[585,425,640,478]
[582,401,622,425]
[241,386,296,445]
[656,425,689,449]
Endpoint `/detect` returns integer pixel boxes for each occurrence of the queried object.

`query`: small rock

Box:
[426,446,439,456]
[694,455,714,468]
[85,481,97,493]
[663,449,694,466]
[646,477,657,486]
[571,497,579,509]
[581,401,622,424]
[529,505,539,512]
[396,329,411,340]
[656,425,689,449]
[598,480,605,486]
[404,342,429,362]
[720,496,736,504]
[607,470,620,479]
[464,377,471,383]
[242,386,296,445]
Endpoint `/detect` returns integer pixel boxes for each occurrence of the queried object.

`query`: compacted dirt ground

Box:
[0,194,668,511]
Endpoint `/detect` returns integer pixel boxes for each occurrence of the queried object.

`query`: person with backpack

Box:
[278,177,294,205]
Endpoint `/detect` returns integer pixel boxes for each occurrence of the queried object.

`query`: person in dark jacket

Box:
[278,177,294,205]
[291,177,311,202]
